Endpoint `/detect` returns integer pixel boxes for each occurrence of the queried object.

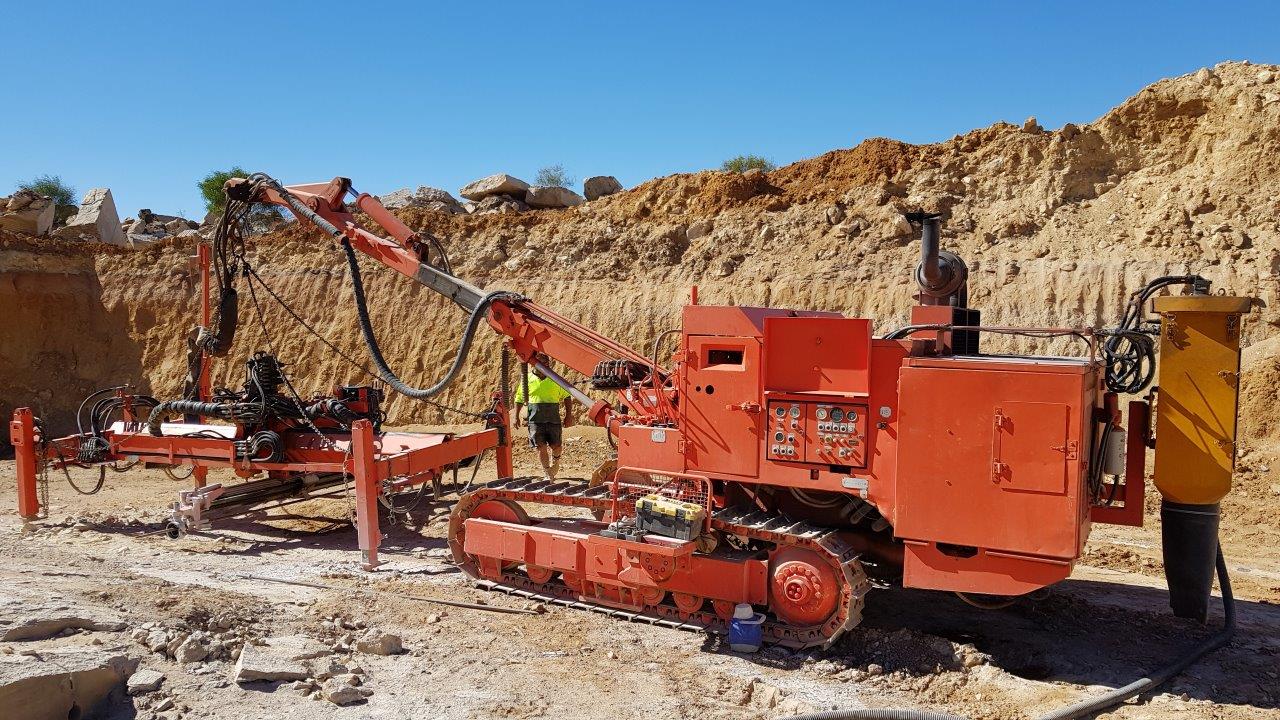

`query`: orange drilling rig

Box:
[12,174,1251,653]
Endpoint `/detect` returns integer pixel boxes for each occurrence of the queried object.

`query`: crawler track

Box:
[449,476,870,648]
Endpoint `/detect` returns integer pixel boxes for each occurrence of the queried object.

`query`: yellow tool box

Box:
[635,494,705,540]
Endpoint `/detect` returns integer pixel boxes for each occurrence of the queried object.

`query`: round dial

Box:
[774,431,785,442]
[815,407,828,420]
[846,410,857,422]
[774,406,786,417]
[789,405,801,419]
[831,408,845,422]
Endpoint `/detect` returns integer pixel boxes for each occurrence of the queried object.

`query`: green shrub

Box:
[17,174,76,206]
[198,167,249,214]
[720,155,776,173]
[534,164,574,188]
[199,167,282,224]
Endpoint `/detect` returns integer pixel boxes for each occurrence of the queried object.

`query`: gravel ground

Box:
[1,426,1277,720]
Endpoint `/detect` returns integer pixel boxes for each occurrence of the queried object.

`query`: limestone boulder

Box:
[54,188,127,246]
[583,175,623,201]
[233,644,309,683]
[0,647,138,720]
[354,629,402,656]
[0,190,55,235]
[459,174,530,201]
[380,186,465,213]
[126,668,165,695]
[262,634,333,660]
[526,186,585,209]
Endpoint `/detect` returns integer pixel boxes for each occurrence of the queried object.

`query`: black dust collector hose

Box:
[768,707,962,712]
[340,238,517,400]
[782,547,1235,720]
[248,172,519,403]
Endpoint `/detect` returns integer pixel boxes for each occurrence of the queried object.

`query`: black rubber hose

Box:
[340,238,517,400]
[147,400,234,435]
[781,547,1235,720]
[1032,546,1234,720]
[778,710,966,720]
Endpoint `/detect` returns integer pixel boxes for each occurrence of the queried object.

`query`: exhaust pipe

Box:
[905,212,968,307]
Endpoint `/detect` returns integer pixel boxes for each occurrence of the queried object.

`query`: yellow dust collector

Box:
[1152,294,1252,621]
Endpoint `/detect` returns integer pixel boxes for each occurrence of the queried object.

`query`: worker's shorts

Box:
[527,421,563,449]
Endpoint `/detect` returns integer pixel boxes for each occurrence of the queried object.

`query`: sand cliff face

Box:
[3,62,1278,480]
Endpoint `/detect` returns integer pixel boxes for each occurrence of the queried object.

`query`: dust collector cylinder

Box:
[1151,295,1250,622]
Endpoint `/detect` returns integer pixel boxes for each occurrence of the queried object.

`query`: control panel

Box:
[810,402,867,467]
[766,399,868,468]
[766,401,806,460]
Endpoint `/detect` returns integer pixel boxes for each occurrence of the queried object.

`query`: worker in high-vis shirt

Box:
[513,354,575,480]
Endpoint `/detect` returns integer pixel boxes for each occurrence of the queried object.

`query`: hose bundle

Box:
[1099,275,1210,394]
[148,352,370,436]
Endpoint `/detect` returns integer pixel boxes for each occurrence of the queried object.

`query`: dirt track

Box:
[2,426,1277,720]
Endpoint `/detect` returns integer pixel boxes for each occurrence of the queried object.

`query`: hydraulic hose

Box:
[341,238,518,400]
[781,546,1235,720]
[146,399,251,435]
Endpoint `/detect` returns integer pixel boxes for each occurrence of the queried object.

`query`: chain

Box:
[37,455,50,520]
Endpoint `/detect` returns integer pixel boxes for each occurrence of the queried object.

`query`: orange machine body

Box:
[615,304,1103,596]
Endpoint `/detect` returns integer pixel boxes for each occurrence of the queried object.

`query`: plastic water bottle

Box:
[728,602,764,652]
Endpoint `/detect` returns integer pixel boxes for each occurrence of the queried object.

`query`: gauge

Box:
[846,410,857,423]
[774,406,786,417]
[831,408,845,422]
[774,431,785,442]
[815,407,828,420]
[789,405,801,418]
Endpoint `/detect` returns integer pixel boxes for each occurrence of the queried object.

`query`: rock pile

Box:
[449,172,613,214]
[123,209,200,244]
[0,189,55,235]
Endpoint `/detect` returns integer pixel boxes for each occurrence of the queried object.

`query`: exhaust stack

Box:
[905,211,968,307]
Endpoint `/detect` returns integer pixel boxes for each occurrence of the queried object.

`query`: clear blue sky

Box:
[2,1,1277,219]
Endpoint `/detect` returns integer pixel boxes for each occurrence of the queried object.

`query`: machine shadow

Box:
[707,578,1276,711]
[77,497,457,560]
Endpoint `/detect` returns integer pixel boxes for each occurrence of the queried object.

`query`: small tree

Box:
[198,166,282,224]
[17,174,77,206]
[198,166,249,215]
[720,155,776,173]
[535,164,574,188]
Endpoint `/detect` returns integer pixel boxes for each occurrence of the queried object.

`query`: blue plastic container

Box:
[728,603,765,652]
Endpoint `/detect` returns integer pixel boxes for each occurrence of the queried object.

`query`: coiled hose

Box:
[340,238,518,400]
[782,547,1235,720]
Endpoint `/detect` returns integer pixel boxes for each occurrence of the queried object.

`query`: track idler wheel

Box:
[450,497,532,579]
[525,565,555,585]
[768,546,840,627]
